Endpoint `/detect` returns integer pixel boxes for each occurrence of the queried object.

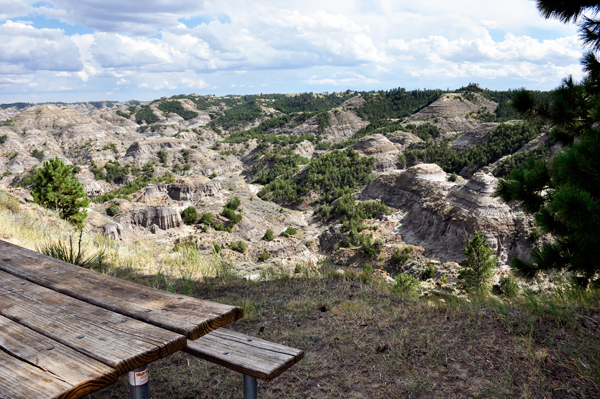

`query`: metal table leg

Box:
[129,365,150,399]
[243,374,257,399]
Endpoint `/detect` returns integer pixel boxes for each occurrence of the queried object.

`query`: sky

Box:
[0,0,585,103]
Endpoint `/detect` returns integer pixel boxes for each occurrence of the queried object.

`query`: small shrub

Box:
[457,232,497,296]
[361,237,384,257]
[106,203,119,217]
[220,207,242,224]
[263,229,274,241]
[394,273,420,295]
[421,264,436,280]
[448,172,458,182]
[209,173,217,179]
[225,196,241,211]
[360,262,374,283]
[213,243,221,254]
[397,154,406,169]
[279,226,297,237]
[392,246,412,264]
[31,149,44,162]
[499,273,520,298]
[199,212,214,225]
[0,134,7,144]
[181,206,199,225]
[158,149,168,166]
[229,240,247,253]
[258,252,270,262]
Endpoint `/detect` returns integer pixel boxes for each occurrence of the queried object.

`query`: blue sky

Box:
[0,0,584,103]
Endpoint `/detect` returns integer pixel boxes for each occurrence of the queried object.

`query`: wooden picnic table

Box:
[0,239,243,399]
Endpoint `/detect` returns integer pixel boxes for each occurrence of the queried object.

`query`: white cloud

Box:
[0,0,588,101]
[0,20,82,72]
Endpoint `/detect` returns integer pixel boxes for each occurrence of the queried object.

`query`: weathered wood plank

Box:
[0,240,242,340]
[185,329,304,381]
[0,315,118,399]
[0,270,186,374]
[0,348,73,399]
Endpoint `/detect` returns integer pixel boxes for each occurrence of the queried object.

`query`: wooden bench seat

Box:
[185,329,304,382]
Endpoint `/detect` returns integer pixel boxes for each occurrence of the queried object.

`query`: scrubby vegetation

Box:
[356,88,442,121]
[181,206,199,225]
[404,123,544,174]
[93,164,175,203]
[229,240,247,253]
[135,105,159,124]
[158,100,198,120]
[258,148,375,205]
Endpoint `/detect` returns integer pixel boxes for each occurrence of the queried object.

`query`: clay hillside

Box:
[0,84,555,287]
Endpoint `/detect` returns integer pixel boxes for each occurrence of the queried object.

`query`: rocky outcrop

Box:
[360,164,532,264]
[103,221,125,240]
[122,138,190,166]
[167,179,223,201]
[132,206,183,230]
[353,134,402,156]
[290,109,368,143]
[407,93,499,137]
[387,131,423,148]
[449,124,499,151]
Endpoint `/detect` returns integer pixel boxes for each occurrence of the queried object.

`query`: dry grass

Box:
[2,189,599,398]
[77,269,600,399]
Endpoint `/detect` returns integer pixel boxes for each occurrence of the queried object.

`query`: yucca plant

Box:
[37,234,105,270]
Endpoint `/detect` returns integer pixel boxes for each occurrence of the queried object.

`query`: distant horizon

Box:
[0,84,554,106]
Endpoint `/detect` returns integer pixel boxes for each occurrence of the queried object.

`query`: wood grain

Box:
[0,270,186,374]
[185,329,304,381]
[0,315,118,399]
[0,240,242,340]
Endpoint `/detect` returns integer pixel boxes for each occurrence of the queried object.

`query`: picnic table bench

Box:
[0,239,303,399]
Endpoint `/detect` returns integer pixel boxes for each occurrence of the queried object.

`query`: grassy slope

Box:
[2,190,600,398]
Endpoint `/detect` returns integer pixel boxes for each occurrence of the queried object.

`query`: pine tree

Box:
[494,1,600,285]
[457,233,497,296]
[32,157,90,227]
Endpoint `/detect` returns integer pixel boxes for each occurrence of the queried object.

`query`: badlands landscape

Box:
[0,86,551,286]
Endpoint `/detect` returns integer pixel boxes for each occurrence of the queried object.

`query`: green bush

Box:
[457,233,497,296]
[0,134,7,144]
[499,273,520,298]
[391,246,412,264]
[220,208,242,224]
[263,229,274,241]
[106,203,119,217]
[199,212,214,225]
[32,157,89,227]
[258,252,270,262]
[229,240,248,253]
[279,226,297,237]
[209,173,217,179]
[181,206,198,225]
[361,237,384,257]
[158,150,168,166]
[31,149,44,162]
[421,264,436,280]
[213,243,221,254]
[225,196,241,211]
[394,273,420,295]
[448,173,458,182]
